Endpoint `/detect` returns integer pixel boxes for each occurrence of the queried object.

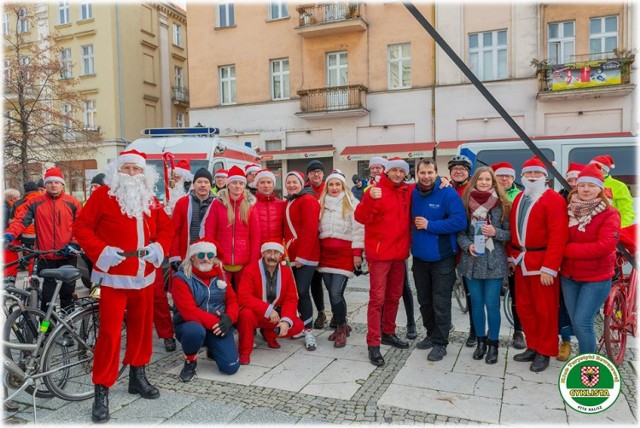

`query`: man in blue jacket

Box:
[411,158,467,362]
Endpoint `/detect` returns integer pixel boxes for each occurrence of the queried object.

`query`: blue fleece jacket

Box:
[411,177,467,262]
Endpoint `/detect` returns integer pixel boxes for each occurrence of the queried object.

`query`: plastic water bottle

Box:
[474,221,486,256]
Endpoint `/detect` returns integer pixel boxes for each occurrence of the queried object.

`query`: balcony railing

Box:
[297,3,361,27]
[297,84,368,117]
[172,86,189,104]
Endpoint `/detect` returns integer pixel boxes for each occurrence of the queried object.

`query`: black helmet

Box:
[448,155,472,171]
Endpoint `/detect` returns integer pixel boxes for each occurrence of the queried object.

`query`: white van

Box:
[126,127,261,200]
[457,133,637,197]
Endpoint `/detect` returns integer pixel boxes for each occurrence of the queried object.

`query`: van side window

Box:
[212,161,224,174]
[569,146,636,197]
[475,148,555,187]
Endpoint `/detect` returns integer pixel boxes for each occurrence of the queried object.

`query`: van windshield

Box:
[473,148,556,188]
[146,159,209,201]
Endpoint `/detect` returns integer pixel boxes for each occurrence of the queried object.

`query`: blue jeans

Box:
[560,276,611,354]
[175,321,239,375]
[466,277,502,341]
[321,273,348,324]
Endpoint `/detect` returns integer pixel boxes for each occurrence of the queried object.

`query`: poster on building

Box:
[550,59,623,91]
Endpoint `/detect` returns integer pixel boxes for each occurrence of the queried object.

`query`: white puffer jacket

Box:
[318,193,364,250]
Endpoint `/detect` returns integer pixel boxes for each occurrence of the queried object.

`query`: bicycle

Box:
[453,272,468,313]
[502,283,514,327]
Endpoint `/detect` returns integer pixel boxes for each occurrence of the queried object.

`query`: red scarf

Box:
[468,189,499,221]
[192,264,223,283]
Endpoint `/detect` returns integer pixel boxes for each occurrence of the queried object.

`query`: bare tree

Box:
[3,3,102,189]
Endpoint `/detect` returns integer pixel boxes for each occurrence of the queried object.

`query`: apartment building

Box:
[187,2,635,193]
[3,2,189,199]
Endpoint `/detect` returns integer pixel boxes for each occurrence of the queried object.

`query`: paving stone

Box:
[500,402,568,424]
[502,374,565,409]
[110,390,196,422]
[565,392,637,424]
[231,407,300,424]
[301,359,375,400]
[163,398,244,424]
[252,353,334,392]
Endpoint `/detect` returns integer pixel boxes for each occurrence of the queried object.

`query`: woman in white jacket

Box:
[317,170,365,347]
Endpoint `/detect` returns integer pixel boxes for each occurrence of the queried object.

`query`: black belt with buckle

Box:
[118,249,149,258]
[510,245,547,252]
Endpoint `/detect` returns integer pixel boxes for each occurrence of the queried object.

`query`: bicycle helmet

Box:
[448,155,472,171]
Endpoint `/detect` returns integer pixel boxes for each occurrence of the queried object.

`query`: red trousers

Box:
[514,268,560,357]
[4,248,19,277]
[92,285,153,387]
[236,307,304,357]
[152,267,174,339]
[366,260,405,346]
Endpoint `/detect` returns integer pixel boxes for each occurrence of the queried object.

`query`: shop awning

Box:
[339,141,462,161]
[259,146,335,161]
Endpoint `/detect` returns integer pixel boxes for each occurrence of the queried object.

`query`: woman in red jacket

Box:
[560,163,620,355]
[203,166,260,291]
[284,170,321,351]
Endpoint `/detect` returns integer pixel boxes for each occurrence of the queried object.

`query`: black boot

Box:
[472,336,487,360]
[368,346,385,367]
[485,340,499,364]
[92,384,109,423]
[128,365,160,399]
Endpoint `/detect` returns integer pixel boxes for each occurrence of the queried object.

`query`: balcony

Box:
[172,86,189,105]
[535,52,635,102]
[296,3,367,38]
[296,84,368,119]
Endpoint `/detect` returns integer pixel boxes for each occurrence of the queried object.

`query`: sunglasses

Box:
[196,252,215,260]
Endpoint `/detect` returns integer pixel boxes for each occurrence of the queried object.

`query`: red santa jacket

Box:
[73,185,173,289]
[202,189,260,267]
[237,259,299,327]
[561,207,620,282]
[284,188,320,266]
[354,173,411,262]
[254,192,286,245]
[168,193,214,262]
[508,189,568,276]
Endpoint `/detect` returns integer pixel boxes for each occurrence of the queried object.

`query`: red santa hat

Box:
[590,155,615,174]
[117,149,147,170]
[261,241,284,254]
[173,159,193,181]
[285,170,305,186]
[491,162,516,178]
[325,169,347,185]
[43,167,65,185]
[368,156,387,170]
[226,165,247,184]
[214,169,228,178]
[254,169,276,184]
[521,156,548,176]
[244,164,261,176]
[577,163,605,189]
[565,162,585,180]
[385,157,410,175]
[187,237,220,260]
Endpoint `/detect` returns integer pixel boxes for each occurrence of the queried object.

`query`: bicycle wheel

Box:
[42,305,99,401]
[503,288,514,327]
[603,286,627,365]
[3,307,54,398]
[453,275,468,313]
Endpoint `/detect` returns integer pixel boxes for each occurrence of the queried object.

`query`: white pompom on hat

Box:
[590,155,615,175]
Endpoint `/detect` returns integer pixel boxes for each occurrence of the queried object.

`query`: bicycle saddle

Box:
[39,266,82,282]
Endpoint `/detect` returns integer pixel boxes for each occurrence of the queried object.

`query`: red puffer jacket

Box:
[561,207,621,282]
[202,190,261,267]
[254,192,286,245]
[284,188,320,266]
[354,174,411,262]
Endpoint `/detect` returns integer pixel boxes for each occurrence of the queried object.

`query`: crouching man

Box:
[171,238,240,382]
[237,241,304,365]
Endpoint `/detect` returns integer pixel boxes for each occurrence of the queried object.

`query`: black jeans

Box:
[37,257,77,313]
[321,273,348,324]
[412,256,456,346]
[402,260,416,327]
[293,265,315,328]
[311,271,325,313]
[508,273,523,332]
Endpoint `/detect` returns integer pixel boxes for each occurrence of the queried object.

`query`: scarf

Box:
[468,188,500,252]
[568,195,607,232]
[193,264,224,282]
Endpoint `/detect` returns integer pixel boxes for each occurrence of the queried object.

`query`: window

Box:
[548,21,574,64]
[58,1,70,25]
[176,113,185,128]
[60,48,72,79]
[18,56,29,81]
[590,16,618,60]
[175,66,183,88]
[269,1,287,20]
[18,8,28,33]
[173,23,183,47]
[388,43,412,89]
[2,13,9,35]
[81,44,94,75]
[218,2,235,27]
[270,58,289,100]
[62,104,74,141]
[4,59,12,82]
[83,100,96,130]
[80,0,92,20]
[469,29,508,81]
[219,65,236,104]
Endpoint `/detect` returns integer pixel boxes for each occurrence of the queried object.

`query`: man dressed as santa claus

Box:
[508,156,568,373]
[73,149,173,423]
[165,159,193,215]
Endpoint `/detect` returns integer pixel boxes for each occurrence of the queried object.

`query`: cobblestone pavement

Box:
[4,273,638,425]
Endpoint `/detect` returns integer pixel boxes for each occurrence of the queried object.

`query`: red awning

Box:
[339,141,463,161]
[259,146,335,161]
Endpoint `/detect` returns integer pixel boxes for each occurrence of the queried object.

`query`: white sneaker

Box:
[292,331,304,339]
[304,330,316,351]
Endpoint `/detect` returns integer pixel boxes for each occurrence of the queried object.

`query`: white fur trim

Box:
[317,266,354,278]
[261,242,284,254]
[188,241,217,259]
[227,175,247,184]
[369,156,386,169]
[385,159,410,175]
[577,176,604,188]
[174,167,193,181]
[286,171,304,185]
[43,176,65,185]
[245,165,261,175]
[117,153,146,169]
[521,166,548,176]
[590,160,611,174]
[565,171,580,179]
[214,171,228,178]
[254,170,276,184]
[326,172,346,185]
[494,167,515,178]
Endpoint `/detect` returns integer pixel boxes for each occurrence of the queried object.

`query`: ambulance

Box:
[126,127,261,201]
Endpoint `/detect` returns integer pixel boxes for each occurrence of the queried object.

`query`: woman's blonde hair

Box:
[319,178,356,220]
[217,188,251,225]
[462,166,511,222]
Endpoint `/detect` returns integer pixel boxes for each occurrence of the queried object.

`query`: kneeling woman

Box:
[172,238,240,382]
[457,167,511,364]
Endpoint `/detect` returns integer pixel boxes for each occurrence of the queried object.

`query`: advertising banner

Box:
[550,59,623,91]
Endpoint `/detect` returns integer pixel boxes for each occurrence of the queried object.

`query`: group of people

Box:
[2,146,631,422]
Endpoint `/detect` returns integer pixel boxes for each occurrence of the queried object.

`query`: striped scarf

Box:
[568,195,606,232]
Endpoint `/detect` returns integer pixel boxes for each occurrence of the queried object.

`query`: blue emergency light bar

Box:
[141,127,220,136]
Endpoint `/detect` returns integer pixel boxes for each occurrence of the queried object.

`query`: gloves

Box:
[95,246,126,271]
[216,314,233,335]
[61,242,81,257]
[141,243,163,268]
[3,234,15,248]
[170,260,181,272]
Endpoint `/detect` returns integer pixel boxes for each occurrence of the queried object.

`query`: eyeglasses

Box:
[196,252,215,260]
[450,166,467,173]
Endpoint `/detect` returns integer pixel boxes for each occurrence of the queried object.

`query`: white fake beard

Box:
[168,179,188,208]
[195,260,214,272]
[522,177,547,201]
[110,172,156,218]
